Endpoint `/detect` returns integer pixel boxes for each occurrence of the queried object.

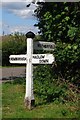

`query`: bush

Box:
[34,65,69,103]
[35,2,80,87]
[2,33,26,66]
[54,36,80,85]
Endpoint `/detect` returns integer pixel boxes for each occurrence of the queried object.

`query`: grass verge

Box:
[2,81,80,119]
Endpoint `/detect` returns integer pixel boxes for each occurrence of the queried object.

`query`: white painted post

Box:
[25,31,35,109]
[9,31,55,110]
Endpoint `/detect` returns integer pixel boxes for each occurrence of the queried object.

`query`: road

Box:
[0,67,26,82]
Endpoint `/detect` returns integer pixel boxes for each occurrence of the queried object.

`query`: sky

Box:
[0,0,45,35]
[0,0,79,35]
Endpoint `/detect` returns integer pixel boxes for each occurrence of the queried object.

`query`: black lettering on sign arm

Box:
[39,59,49,64]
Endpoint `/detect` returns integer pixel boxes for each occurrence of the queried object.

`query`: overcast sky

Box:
[0,0,43,35]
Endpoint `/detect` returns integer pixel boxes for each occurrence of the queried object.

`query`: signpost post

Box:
[25,32,35,109]
[9,31,55,110]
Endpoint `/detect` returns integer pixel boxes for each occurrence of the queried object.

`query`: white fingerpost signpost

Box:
[25,32,35,109]
[9,31,55,110]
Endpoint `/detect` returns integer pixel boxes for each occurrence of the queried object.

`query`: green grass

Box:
[2,82,79,119]
[0,84,2,119]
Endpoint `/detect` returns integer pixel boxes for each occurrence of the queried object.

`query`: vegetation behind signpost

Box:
[2,2,80,118]
[34,2,80,98]
[2,32,26,66]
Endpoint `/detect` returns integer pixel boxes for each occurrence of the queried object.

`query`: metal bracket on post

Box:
[25,31,35,110]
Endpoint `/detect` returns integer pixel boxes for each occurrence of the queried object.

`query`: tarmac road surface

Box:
[0,67,26,82]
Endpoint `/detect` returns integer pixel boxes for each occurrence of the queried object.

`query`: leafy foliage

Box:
[35,2,80,80]
[2,33,26,66]
[34,2,80,102]
[33,65,79,103]
[35,2,80,42]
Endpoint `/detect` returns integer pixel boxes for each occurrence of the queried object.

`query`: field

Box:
[2,81,79,119]
[0,83,2,119]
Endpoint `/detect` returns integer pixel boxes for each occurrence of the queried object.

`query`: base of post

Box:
[25,97,35,110]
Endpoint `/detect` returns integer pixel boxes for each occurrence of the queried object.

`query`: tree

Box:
[32,2,80,102]
[34,2,80,84]
[35,2,80,42]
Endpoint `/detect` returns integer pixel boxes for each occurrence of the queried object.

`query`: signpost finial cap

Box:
[26,31,35,38]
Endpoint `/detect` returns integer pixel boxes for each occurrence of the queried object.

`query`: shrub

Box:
[2,33,26,66]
